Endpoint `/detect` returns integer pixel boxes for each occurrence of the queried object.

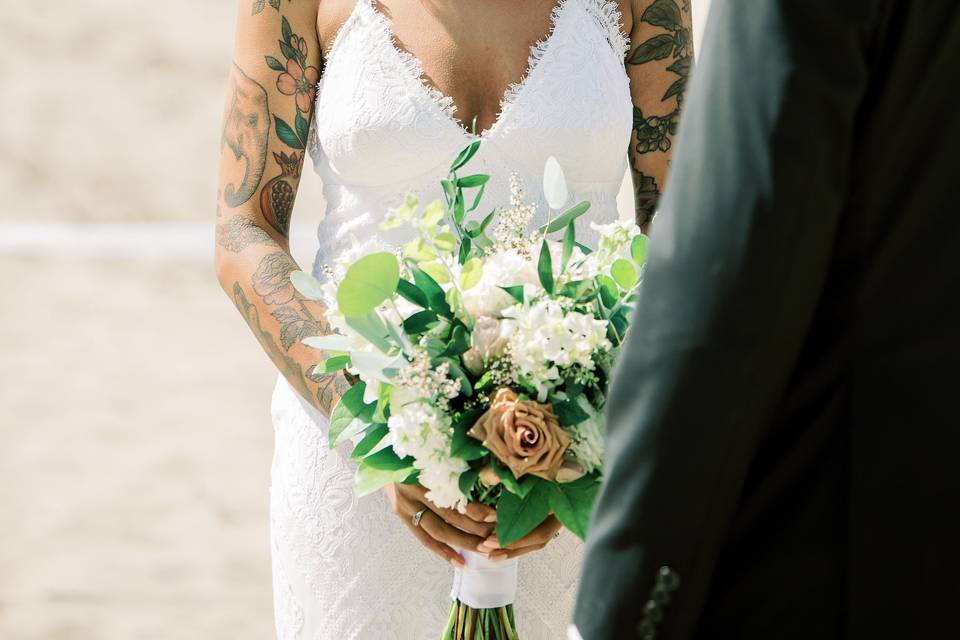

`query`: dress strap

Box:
[582,0,630,59]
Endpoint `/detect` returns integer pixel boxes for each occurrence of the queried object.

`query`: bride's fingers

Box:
[404,520,465,568]
[488,542,548,561]
[418,510,487,551]
[399,483,495,525]
[462,502,497,524]
[481,516,562,553]
[424,503,493,537]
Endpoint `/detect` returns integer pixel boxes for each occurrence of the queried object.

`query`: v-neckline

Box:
[365,0,572,140]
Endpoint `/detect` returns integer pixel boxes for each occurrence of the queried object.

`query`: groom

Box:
[573,1,960,638]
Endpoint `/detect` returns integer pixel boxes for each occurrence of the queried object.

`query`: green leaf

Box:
[362,446,413,471]
[373,382,391,423]
[468,210,497,238]
[553,398,591,427]
[302,334,353,352]
[328,382,375,449]
[466,182,486,213]
[265,55,285,71]
[295,110,310,145]
[539,201,591,234]
[351,424,389,459]
[458,235,472,265]
[641,0,682,30]
[538,241,554,294]
[542,156,569,210]
[561,223,576,272]
[628,34,675,66]
[355,459,414,497]
[597,274,620,308]
[459,257,484,291]
[631,234,649,266]
[396,278,429,308]
[559,280,594,301]
[549,476,601,540]
[289,270,326,300]
[450,140,482,171]
[451,409,487,460]
[611,258,639,289]
[337,252,400,318]
[492,462,533,499]
[500,285,525,303]
[274,116,304,150]
[453,190,465,225]
[458,466,480,496]
[281,16,293,43]
[318,354,350,373]
[457,174,489,188]
[495,479,553,547]
[443,357,473,396]
[344,312,392,353]
[402,309,439,334]
[419,260,450,285]
[409,262,452,317]
[442,325,471,358]
[662,76,687,101]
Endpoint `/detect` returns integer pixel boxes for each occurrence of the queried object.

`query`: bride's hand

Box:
[478,515,563,561]
[383,483,497,568]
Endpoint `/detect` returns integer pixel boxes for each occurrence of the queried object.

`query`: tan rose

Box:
[469,388,571,481]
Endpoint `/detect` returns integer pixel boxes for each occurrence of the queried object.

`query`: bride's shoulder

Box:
[317,0,359,57]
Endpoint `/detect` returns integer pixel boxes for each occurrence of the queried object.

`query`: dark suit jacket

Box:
[574,1,960,638]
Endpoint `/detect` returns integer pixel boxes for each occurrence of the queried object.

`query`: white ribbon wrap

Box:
[449,549,519,609]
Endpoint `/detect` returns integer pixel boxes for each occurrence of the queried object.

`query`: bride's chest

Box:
[312,0,632,189]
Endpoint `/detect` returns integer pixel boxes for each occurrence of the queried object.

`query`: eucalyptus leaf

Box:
[597,274,620,308]
[362,446,413,471]
[344,312,392,353]
[337,252,400,318]
[419,260,450,284]
[500,285,525,303]
[611,259,639,289]
[457,174,489,188]
[318,354,351,373]
[459,257,484,291]
[351,350,404,384]
[495,479,553,547]
[542,156,568,210]
[290,270,327,301]
[631,234,649,266]
[302,334,354,352]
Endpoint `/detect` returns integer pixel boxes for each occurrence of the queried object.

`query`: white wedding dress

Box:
[269,0,632,637]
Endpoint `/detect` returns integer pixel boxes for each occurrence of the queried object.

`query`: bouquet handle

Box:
[450,549,519,609]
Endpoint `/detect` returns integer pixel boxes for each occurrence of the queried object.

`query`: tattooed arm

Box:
[625,0,694,229]
[215,0,349,416]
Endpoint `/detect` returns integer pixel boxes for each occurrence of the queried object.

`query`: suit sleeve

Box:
[573,1,880,637]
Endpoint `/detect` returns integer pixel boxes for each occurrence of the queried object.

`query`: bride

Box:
[215,0,692,636]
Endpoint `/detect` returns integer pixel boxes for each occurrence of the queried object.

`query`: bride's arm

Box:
[625,0,695,229]
[214,0,348,416]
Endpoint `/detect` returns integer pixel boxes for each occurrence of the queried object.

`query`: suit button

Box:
[643,599,663,623]
[656,566,680,591]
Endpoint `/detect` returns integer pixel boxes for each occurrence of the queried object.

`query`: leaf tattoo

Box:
[628,0,693,156]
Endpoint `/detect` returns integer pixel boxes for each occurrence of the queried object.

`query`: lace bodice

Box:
[271,1,633,638]
[308,0,632,273]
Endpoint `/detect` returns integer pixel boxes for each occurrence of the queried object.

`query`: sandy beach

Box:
[0,1,710,637]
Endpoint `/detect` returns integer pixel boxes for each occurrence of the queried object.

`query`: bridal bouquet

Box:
[291,142,647,639]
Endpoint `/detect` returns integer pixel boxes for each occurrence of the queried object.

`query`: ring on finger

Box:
[553,530,561,539]
[412,507,428,528]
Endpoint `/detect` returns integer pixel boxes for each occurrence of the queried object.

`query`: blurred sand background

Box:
[0,1,710,638]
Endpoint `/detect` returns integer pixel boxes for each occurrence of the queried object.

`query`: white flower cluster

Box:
[502,299,612,401]
[460,249,540,318]
[388,401,468,510]
[391,349,460,411]
[582,220,643,274]
[492,173,538,254]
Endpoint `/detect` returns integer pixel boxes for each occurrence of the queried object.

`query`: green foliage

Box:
[336,252,400,318]
[328,382,375,449]
[409,261,453,317]
[451,409,487,461]
[631,234,649,266]
[549,475,601,540]
[553,397,591,427]
[540,201,591,234]
[396,278,429,308]
[289,270,326,300]
[351,424,389,459]
[611,258,639,289]
[495,479,553,547]
[538,241,554,294]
